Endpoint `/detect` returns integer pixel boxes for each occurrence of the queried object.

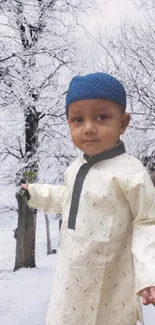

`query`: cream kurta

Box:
[28,152,155,325]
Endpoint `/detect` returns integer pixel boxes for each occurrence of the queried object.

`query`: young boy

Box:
[22,73,155,325]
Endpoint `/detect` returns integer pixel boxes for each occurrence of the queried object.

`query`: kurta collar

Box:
[83,141,125,165]
[68,140,126,230]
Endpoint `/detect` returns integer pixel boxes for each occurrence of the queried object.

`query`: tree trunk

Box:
[44,213,52,255]
[14,191,37,271]
[150,170,155,186]
[59,218,62,232]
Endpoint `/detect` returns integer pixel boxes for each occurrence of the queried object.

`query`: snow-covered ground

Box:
[0,217,59,325]
[0,216,155,325]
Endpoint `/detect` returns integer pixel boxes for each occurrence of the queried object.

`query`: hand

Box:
[20,183,30,200]
[21,184,28,190]
[139,286,155,306]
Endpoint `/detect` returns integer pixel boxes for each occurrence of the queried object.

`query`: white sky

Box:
[85,0,142,33]
[102,0,139,22]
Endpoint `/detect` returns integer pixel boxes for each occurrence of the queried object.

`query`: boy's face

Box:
[68,99,130,156]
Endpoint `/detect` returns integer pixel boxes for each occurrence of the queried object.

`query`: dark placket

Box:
[68,141,126,230]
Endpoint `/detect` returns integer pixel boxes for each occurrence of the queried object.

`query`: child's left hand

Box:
[139,286,155,306]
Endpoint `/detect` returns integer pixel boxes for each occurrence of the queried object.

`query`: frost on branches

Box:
[0,0,97,270]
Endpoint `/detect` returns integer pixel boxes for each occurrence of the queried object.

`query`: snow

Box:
[0,217,155,325]
[0,218,58,325]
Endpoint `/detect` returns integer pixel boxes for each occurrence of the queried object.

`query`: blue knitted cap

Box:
[66,72,126,116]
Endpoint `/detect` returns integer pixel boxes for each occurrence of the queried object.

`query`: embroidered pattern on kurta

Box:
[28,150,155,325]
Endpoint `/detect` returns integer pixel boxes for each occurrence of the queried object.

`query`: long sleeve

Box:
[28,183,66,214]
[125,166,155,294]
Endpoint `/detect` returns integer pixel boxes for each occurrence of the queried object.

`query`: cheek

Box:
[99,123,121,138]
[70,128,81,144]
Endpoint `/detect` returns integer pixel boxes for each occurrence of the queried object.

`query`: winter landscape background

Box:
[1,0,155,324]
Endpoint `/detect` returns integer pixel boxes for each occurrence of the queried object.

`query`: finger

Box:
[142,294,155,306]
[139,287,150,297]
[142,290,150,298]
[145,287,155,305]
[142,290,150,305]
[142,296,149,305]
[150,287,155,299]
[148,298,155,306]
[149,296,155,305]
[21,184,28,190]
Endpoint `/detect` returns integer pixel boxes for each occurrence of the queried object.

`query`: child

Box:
[22,73,155,325]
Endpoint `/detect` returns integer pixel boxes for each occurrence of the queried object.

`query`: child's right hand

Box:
[21,184,29,190]
[20,183,30,200]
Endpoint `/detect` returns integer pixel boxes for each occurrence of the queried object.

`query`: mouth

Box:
[83,139,100,143]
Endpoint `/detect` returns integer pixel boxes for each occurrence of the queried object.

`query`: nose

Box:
[83,120,96,135]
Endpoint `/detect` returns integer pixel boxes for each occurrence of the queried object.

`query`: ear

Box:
[120,113,130,134]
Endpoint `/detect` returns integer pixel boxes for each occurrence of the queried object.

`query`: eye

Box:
[97,114,107,121]
[72,116,83,123]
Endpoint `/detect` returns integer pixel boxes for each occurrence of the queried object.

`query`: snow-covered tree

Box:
[0,0,101,270]
[94,0,155,158]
